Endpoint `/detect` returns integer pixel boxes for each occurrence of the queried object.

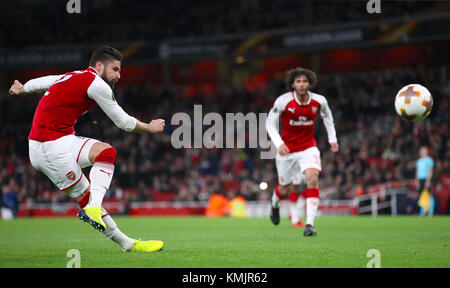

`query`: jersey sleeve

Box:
[87,76,137,132]
[265,96,286,149]
[23,75,65,93]
[319,97,338,144]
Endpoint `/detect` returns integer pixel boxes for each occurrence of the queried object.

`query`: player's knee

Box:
[305,170,319,187]
[89,142,112,163]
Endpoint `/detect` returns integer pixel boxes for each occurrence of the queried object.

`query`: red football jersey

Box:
[266,91,337,153]
[28,68,98,142]
[26,66,137,142]
[280,91,321,152]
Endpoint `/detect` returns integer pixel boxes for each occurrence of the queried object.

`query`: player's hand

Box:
[278,144,290,156]
[330,142,339,152]
[9,80,25,95]
[148,119,165,133]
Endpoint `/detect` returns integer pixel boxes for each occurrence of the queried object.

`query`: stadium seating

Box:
[0,65,448,214]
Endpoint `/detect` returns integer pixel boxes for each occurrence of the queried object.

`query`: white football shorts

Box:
[29,134,99,198]
[275,146,321,185]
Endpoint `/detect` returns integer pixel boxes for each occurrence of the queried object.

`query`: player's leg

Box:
[290,193,306,227]
[75,189,134,250]
[72,136,163,251]
[271,155,300,225]
[29,136,162,251]
[290,176,306,227]
[87,141,116,208]
[271,183,292,210]
[270,183,293,225]
[299,147,322,236]
[70,137,112,230]
[75,190,163,252]
[72,136,116,210]
[29,136,105,230]
[288,191,299,224]
[303,168,320,231]
[273,155,299,208]
[295,194,306,223]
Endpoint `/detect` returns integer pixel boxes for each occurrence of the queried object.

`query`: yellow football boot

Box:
[77,206,106,232]
[129,240,164,252]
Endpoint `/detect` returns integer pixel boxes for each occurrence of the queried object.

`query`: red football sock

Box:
[303,187,319,198]
[89,147,117,207]
[274,186,285,199]
[303,188,320,226]
[78,191,90,209]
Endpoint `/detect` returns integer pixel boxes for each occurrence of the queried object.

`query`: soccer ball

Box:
[394,84,433,122]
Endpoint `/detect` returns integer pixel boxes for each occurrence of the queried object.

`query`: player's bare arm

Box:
[330,142,339,152]
[278,144,290,155]
[133,119,165,134]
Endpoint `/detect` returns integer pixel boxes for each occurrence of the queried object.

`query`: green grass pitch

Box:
[0,216,449,268]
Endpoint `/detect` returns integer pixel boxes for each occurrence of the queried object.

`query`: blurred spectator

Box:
[2,178,19,218]
[0,0,445,48]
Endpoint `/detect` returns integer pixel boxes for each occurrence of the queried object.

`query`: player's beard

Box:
[101,73,116,89]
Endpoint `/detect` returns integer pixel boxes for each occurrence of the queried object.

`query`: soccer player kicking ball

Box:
[266,67,338,237]
[9,46,165,252]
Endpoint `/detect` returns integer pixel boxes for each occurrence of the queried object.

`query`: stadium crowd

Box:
[1,0,447,48]
[1,64,449,215]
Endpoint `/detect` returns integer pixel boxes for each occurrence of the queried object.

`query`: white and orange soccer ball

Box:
[394,84,433,122]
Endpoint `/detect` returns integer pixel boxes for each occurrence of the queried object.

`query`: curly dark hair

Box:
[285,67,318,91]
